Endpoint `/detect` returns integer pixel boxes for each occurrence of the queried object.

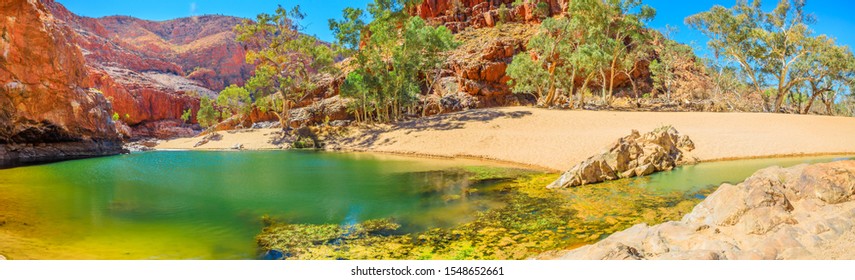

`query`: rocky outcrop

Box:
[413,0,568,32]
[1,0,123,166]
[288,96,353,129]
[38,0,251,138]
[557,160,855,260]
[547,126,695,188]
[420,23,537,115]
[44,1,251,91]
[130,120,199,139]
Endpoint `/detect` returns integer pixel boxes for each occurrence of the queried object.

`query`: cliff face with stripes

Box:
[42,0,252,138]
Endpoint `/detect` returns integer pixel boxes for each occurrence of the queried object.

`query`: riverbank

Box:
[156,108,855,172]
[156,129,284,150]
[552,160,855,260]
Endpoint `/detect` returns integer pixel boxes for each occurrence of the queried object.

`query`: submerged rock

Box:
[547,126,695,188]
[555,160,855,260]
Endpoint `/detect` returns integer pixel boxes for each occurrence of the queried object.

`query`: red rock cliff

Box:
[413,0,569,32]
[40,0,251,138]
[0,0,123,166]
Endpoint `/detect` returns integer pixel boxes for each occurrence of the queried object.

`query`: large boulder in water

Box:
[547,126,695,189]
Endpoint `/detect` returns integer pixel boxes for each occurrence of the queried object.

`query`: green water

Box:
[637,155,855,194]
[0,151,851,260]
[0,151,513,259]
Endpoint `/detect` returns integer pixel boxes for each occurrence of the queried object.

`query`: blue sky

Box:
[57,0,855,57]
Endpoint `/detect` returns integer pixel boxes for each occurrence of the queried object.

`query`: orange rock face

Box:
[0,0,123,165]
[413,0,569,32]
[37,0,253,138]
[44,1,252,92]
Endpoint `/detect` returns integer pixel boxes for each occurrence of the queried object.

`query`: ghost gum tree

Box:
[507,0,655,107]
[790,36,855,114]
[506,17,582,107]
[235,5,336,129]
[687,0,855,113]
[330,0,457,123]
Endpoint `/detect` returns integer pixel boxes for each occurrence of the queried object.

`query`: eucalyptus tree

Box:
[507,17,585,107]
[597,0,656,99]
[649,26,693,101]
[687,0,816,112]
[790,36,855,114]
[507,0,654,106]
[235,5,336,129]
[216,85,252,118]
[333,0,456,123]
[196,96,220,128]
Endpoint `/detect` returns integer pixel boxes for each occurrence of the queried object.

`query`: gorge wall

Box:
[409,0,711,113]
[42,0,253,138]
[0,0,123,166]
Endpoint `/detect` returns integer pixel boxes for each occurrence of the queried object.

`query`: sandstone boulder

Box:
[556,160,855,260]
[547,126,695,188]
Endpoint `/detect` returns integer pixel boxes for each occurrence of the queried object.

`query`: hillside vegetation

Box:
[206,0,855,132]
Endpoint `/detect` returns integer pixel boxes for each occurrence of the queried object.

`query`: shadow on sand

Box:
[342,109,533,148]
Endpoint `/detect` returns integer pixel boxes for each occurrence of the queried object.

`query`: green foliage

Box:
[255,95,281,114]
[181,108,192,123]
[334,1,458,123]
[507,0,654,107]
[650,26,694,100]
[497,4,509,24]
[216,85,252,117]
[508,17,581,107]
[789,36,855,115]
[244,65,277,99]
[535,2,550,18]
[686,0,833,112]
[586,0,656,98]
[196,96,220,128]
[236,5,336,129]
[329,7,366,56]
[111,112,120,122]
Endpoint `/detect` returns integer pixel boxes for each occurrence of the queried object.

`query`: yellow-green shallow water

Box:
[0,151,851,259]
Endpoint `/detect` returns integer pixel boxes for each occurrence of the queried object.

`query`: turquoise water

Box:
[638,155,855,194]
[0,151,511,259]
[0,151,851,260]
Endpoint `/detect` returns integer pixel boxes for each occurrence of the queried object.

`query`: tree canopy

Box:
[235,5,336,129]
[332,0,458,123]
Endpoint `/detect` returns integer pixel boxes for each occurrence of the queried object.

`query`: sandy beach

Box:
[156,128,284,150]
[156,107,855,171]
